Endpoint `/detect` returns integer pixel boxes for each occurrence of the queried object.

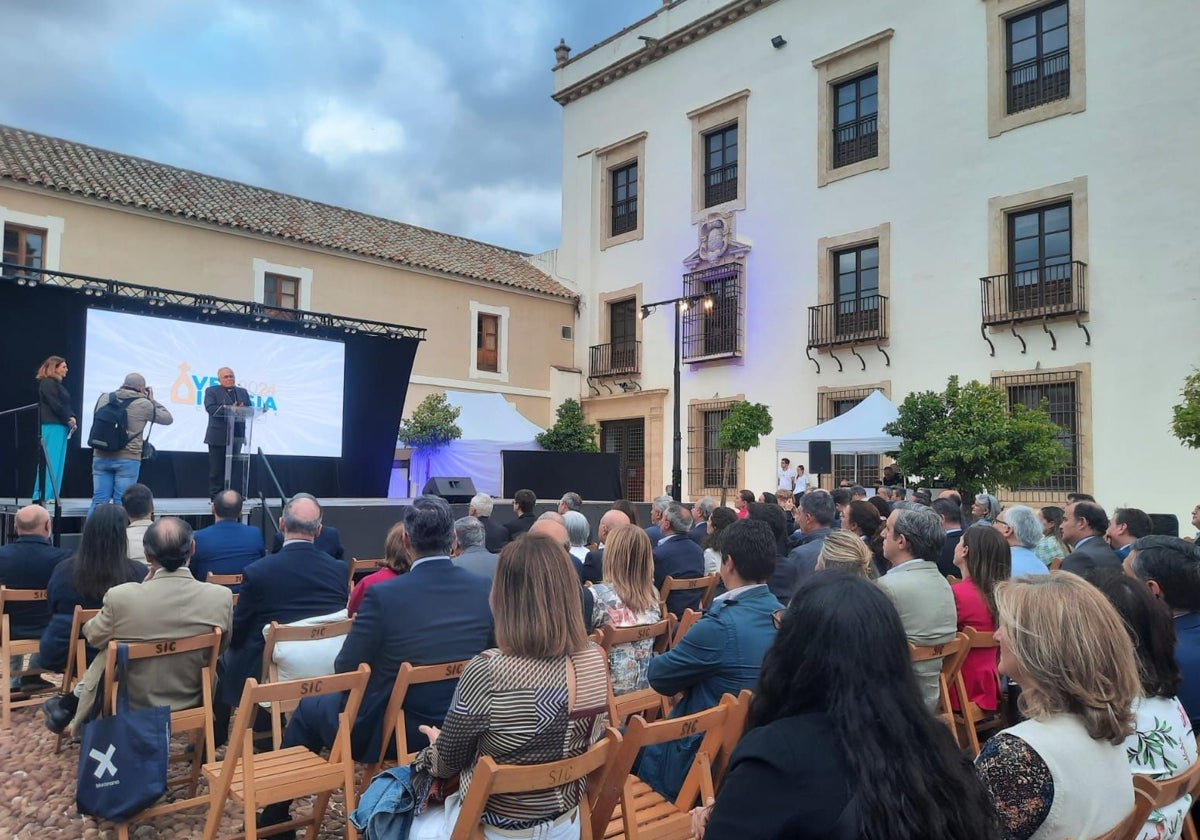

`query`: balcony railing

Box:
[808,294,889,348]
[611,197,637,236]
[832,114,879,169]
[589,340,641,377]
[704,162,738,207]
[980,261,1087,326]
[1007,48,1070,114]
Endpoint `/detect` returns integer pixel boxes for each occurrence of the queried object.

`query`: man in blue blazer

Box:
[217,495,348,735]
[191,490,264,587]
[652,503,706,616]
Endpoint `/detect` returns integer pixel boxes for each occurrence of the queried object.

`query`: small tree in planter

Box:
[397,393,462,492]
[536,398,600,452]
[717,401,774,506]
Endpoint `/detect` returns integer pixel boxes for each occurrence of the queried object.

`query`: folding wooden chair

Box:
[592,703,730,840]
[0,586,57,728]
[670,609,703,648]
[658,574,719,618]
[206,573,244,606]
[54,605,100,753]
[347,558,385,591]
[202,664,370,840]
[909,632,970,748]
[712,691,751,789]
[597,619,673,727]
[1093,786,1155,840]
[1048,557,1063,571]
[1133,759,1200,840]
[952,626,1007,756]
[260,616,355,750]
[448,728,621,840]
[361,659,472,787]
[100,629,223,840]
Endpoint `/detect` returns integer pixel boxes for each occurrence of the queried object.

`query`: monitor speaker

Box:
[809,441,832,475]
[421,476,477,504]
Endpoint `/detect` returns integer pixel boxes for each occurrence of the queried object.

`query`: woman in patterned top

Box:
[1098,574,1197,840]
[1034,506,1068,566]
[589,525,662,695]
[408,533,609,839]
[975,572,1141,840]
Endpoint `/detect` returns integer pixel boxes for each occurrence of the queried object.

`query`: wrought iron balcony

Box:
[589,340,641,377]
[1007,48,1070,114]
[980,261,1087,326]
[808,295,889,348]
[833,113,878,169]
[704,162,738,207]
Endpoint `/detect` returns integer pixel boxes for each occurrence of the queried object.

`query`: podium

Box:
[214,405,256,498]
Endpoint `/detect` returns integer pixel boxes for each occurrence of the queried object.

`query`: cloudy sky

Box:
[1,0,661,254]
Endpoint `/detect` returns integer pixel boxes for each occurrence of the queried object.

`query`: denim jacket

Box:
[351,765,426,840]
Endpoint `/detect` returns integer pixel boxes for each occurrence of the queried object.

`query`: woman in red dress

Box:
[951,526,1011,712]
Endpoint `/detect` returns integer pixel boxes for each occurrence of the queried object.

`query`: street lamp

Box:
[641,292,713,503]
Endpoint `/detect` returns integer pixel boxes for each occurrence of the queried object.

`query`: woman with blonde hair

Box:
[347,522,411,616]
[407,533,609,838]
[815,529,874,579]
[591,524,663,695]
[976,572,1141,839]
[33,355,76,502]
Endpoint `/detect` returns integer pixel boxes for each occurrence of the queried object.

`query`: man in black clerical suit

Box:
[204,367,252,499]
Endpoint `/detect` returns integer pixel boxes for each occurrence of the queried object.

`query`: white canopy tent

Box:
[775,389,903,454]
[399,391,544,497]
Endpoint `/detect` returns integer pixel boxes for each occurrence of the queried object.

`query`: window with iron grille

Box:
[993,370,1080,496]
[263,272,300,310]
[477,313,500,373]
[1006,1,1069,114]
[703,124,738,208]
[610,161,638,237]
[833,71,879,168]
[1008,202,1072,312]
[682,264,743,362]
[608,298,638,371]
[3,224,45,278]
[833,244,880,338]
[601,418,646,502]
[688,398,741,496]
[816,388,884,487]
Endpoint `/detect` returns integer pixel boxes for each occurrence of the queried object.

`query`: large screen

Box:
[81,309,345,457]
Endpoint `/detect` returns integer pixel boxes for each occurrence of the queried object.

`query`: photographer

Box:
[87,373,173,518]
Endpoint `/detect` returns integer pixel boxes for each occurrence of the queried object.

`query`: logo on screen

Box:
[170,363,279,411]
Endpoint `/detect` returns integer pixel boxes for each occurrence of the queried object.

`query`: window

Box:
[253,258,312,310]
[815,384,891,488]
[985,0,1084,136]
[813,224,891,349]
[688,91,748,221]
[834,244,881,337]
[814,30,891,187]
[833,72,878,169]
[3,224,45,278]
[610,162,638,237]
[608,298,638,372]
[993,368,1085,499]
[1006,1,1069,114]
[263,272,300,309]
[682,264,744,362]
[1008,203,1073,312]
[477,313,499,373]
[703,125,738,208]
[687,396,745,497]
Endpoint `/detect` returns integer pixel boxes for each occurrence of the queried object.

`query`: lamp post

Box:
[641,292,714,503]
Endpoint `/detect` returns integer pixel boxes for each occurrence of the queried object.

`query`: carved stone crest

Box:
[683,211,751,270]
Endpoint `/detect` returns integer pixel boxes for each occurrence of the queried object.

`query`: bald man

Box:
[203,366,251,499]
[581,509,631,584]
[0,505,70,689]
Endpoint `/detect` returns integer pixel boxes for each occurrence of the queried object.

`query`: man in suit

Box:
[878,507,956,711]
[469,492,508,553]
[1106,507,1153,561]
[931,498,964,578]
[122,483,155,564]
[260,496,493,830]
[581,509,630,584]
[218,495,348,738]
[269,493,344,560]
[451,516,498,579]
[503,488,537,540]
[1061,500,1123,579]
[0,505,70,691]
[191,489,265,586]
[644,495,672,543]
[59,517,232,734]
[203,367,252,499]
[774,490,836,600]
[653,503,705,617]
[688,496,715,545]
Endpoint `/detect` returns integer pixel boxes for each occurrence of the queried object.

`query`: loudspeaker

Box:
[421,476,477,504]
[1149,513,1180,538]
[809,441,832,475]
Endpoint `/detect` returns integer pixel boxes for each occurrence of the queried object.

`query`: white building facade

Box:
[552,0,1200,524]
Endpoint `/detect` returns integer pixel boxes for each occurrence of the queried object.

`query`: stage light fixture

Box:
[82,283,106,297]
[146,293,168,307]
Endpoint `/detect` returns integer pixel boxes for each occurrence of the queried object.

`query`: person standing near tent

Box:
[776,458,795,493]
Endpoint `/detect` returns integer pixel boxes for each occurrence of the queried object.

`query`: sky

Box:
[1,0,662,254]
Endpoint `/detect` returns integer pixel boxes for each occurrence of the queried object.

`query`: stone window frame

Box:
[468,301,510,382]
[597,283,643,365]
[253,258,312,310]
[687,394,748,499]
[814,223,892,350]
[688,90,749,223]
[984,0,1086,138]
[814,29,893,188]
[0,204,64,278]
[598,132,647,250]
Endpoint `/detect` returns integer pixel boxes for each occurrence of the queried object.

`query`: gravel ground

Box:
[0,700,359,839]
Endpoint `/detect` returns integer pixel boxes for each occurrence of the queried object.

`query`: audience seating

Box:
[361,659,472,788]
[1048,558,1063,571]
[908,632,971,749]
[0,586,57,729]
[592,701,731,840]
[1133,761,1200,840]
[260,615,355,749]
[54,605,100,753]
[205,573,243,606]
[100,629,223,840]
[448,728,621,840]
[1093,786,1155,840]
[952,626,1007,756]
[670,609,703,649]
[597,619,673,727]
[712,691,751,788]
[657,574,719,618]
[348,557,385,591]
[202,664,370,840]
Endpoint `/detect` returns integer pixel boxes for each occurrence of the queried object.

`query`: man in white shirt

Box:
[776,458,795,493]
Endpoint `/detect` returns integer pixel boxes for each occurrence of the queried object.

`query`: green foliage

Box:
[397,392,462,452]
[882,376,1068,498]
[1172,370,1200,449]
[718,401,774,453]
[536,398,599,452]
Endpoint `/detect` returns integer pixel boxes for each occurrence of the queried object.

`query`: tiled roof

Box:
[0,125,575,300]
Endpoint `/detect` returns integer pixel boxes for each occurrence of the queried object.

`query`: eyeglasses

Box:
[772,609,785,630]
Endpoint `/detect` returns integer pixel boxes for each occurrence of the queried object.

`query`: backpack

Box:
[87,392,138,452]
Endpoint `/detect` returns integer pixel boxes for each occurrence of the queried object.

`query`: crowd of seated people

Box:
[9,478,1200,840]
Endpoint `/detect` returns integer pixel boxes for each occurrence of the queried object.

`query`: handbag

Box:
[75,644,170,822]
[141,418,156,461]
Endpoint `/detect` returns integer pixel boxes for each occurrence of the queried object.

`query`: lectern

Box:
[214,404,256,497]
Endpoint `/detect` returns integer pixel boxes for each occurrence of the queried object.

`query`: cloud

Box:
[302,104,406,164]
